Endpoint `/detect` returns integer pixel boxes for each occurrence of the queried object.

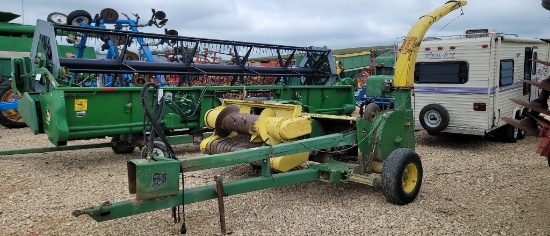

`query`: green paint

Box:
[81,168,320,222]
[20,79,354,146]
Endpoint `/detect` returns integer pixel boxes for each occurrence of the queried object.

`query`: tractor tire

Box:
[66,10,92,26]
[110,135,136,154]
[381,148,423,205]
[363,103,380,123]
[0,80,26,128]
[419,104,450,135]
[141,141,169,159]
[47,12,67,24]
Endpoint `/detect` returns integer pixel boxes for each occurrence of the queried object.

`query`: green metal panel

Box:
[18,92,39,134]
[374,56,395,68]
[80,168,321,222]
[365,75,392,97]
[335,52,372,78]
[128,157,181,200]
[39,90,70,145]
[374,90,415,161]
[28,84,355,146]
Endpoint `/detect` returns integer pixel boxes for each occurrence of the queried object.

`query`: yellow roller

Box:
[200,99,312,172]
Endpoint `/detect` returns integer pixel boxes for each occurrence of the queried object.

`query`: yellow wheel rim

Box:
[402,163,418,194]
[0,88,23,123]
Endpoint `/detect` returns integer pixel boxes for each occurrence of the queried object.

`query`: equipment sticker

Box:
[45,107,51,125]
[75,99,87,111]
[152,172,167,187]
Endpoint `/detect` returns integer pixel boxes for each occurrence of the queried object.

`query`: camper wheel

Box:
[516,111,526,140]
[499,124,519,143]
[419,104,450,135]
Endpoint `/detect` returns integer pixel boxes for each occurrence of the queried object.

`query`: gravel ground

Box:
[1,125,550,236]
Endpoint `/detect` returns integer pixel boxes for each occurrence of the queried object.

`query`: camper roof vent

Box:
[464,28,498,38]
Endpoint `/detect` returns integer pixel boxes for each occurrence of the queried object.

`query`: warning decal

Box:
[75,99,88,111]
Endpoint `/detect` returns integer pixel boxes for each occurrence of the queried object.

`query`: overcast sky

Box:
[3,0,550,50]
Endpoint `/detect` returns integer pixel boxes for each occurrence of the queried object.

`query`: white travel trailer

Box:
[412,28,550,142]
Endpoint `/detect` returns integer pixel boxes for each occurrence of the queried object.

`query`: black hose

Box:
[140,82,177,160]
[140,82,187,231]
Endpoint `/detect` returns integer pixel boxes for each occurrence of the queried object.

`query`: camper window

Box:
[499,59,514,86]
[414,61,468,84]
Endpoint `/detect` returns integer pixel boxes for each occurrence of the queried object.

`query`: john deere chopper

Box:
[72,1,466,233]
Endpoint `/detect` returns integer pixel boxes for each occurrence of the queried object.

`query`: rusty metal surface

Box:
[523,80,550,92]
[534,59,550,67]
[510,98,550,116]
[501,117,539,136]
[221,113,258,134]
[214,105,240,138]
[202,134,261,154]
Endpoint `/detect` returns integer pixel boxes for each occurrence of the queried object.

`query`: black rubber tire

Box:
[543,1,550,11]
[0,80,26,128]
[515,112,526,140]
[363,103,380,123]
[419,104,450,135]
[47,12,67,24]
[381,148,423,205]
[141,141,169,159]
[500,124,519,143]
[66,10,92,26]
[110,135,136,154]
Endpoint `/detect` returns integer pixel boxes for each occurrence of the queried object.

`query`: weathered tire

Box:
[100,8,119,22]
[499,124,519,143]
[382,148,423,205]
[419,104,450,135]
[141,141,169,159]
[47,12,67,24]
[66,10,92,26]
[111,135,136,154]
[363,103,380,123]
[515,112,526,140]
[0,80,26,128]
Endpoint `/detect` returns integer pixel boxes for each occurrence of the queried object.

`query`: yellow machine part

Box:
[270,152,310,173]
[200,99,313,172]
[393,0,467,88]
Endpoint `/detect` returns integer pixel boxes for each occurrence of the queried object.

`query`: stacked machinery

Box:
[502,0,550,165]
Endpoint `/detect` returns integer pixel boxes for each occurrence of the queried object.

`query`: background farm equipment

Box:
[0,17,346,156]
[0,11,96,128]
[66,1,467,234]
[0,7,180,129]
[501,1,550,162]
[354,54,396,120]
